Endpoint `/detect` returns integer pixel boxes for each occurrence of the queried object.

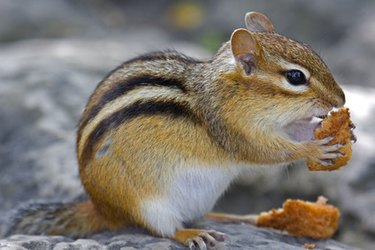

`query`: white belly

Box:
[141,164,241,236]
[170,166,238,221]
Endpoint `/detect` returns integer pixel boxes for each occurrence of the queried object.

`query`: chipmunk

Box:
[4,12,346,249]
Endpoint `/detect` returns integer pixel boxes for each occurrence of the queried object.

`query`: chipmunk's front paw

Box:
[310,136,344,166]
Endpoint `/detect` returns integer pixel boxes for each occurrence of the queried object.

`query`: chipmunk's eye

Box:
[285,70,307,85]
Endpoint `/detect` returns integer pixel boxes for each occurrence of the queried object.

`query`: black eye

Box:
[285,70,307,85]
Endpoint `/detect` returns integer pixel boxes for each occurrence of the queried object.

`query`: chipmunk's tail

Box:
[3,200,118,238]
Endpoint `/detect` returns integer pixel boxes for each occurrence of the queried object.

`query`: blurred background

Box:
[0,0,374,249]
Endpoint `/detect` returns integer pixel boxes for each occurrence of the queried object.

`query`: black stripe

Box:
[81,100,199,163]
[92,50,205,90]
[80,75,188,129]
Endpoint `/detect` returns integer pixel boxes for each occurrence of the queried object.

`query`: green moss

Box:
[200,31,225,53]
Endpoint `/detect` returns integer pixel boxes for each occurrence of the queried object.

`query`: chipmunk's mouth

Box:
[285,114,328,142]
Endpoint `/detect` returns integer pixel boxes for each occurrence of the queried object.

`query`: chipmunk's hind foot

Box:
[173,228,227,250]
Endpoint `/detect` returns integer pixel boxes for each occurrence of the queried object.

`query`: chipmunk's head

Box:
[226,11,345,141]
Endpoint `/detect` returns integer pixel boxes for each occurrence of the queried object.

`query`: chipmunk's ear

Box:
[245,12,275,33]
[231,28,260,75]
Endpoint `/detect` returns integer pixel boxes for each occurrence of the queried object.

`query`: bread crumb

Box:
[256,196,340,239]
[304,243,316,249]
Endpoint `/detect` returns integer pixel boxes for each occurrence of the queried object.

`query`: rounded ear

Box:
[231,28,259,75]
[245,12,275,33]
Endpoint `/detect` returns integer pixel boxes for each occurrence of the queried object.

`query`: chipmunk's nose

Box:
[333,87,346,108]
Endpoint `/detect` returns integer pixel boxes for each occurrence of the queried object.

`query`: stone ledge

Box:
[0,220,357,250]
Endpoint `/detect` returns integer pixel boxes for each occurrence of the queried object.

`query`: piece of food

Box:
[307,107,353,171]
[256,196,340,239]
[304,243,316,249]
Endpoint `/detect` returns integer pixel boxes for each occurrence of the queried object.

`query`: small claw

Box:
[350,131,357,144]
[194,236,207,250]
[318,159,333,166]
[186,230,227,250]
[316,136,334,145]
[349,122,356,129]
[321,152,343,159]
[187,237,207,250]
[200,233,216,248]
[320,144,344,152]
[188,239,195,250]
[208,230,227,242]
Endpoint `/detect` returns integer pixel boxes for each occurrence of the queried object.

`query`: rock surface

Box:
[0,221,358,250]
[0,0,375,249]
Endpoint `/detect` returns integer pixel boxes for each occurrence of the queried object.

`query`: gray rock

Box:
[0,221,358,250]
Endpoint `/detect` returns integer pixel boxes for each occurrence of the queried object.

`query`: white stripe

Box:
[276,58,311,93]
[277,58,311,79]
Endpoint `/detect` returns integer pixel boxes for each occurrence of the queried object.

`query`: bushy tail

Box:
[3,200,117,238]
